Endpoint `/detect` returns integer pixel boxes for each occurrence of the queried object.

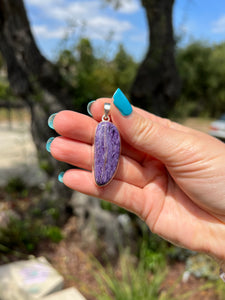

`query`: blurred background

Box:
[0,0,225,299]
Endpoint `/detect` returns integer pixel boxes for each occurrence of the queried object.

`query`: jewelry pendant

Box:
[94,103,121,187]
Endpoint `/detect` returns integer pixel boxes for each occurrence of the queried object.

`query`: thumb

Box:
[111,88,195,165]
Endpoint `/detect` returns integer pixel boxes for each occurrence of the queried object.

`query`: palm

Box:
[50,104,225,255]
[142,164,214,251]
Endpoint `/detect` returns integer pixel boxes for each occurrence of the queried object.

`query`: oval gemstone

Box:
[94,121,120,186]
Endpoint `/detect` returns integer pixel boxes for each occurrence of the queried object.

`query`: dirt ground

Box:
[0,109,47,187]
[37,216,221,300]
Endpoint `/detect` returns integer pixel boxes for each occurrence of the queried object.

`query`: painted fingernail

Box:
[46,137,54,152]
[87,100,95,116]
[58,172,65,183]
[48,113,57,129]
[113,88,133,116]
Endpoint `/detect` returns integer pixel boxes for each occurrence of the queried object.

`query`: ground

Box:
[37,216,222,300]
[0,109,224,299]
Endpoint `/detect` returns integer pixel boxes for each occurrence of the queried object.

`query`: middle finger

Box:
[50,136,154,188]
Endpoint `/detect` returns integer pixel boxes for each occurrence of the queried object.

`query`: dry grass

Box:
[181,117,212,134]
[0,108,30,123]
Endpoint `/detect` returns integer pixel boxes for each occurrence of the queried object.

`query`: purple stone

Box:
[94,121,120,186]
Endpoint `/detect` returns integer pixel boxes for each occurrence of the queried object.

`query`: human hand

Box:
[46,89,225,261]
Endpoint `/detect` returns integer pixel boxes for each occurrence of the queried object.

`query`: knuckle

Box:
[163,118,173,128]
[132,117,156,146]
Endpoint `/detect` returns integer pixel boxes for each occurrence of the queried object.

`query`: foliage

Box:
[136,222,193,270]
[57,39,138,112]
[176,42,225,118]
[100,200,127,214]
[112,44,138,92]
[57,37,225,119]
[5,177,28,197]
[138,239,166,273]
[0,217,63,253]
[0,80,9,99]
[215,277,225,300]
[93,248,168,300]
[0,80,15,101]
[1,178,63,254]
[0,55,15,101]
[102,0,123,9]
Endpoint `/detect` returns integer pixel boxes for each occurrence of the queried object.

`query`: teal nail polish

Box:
[58,172,65,183]
[48,113,57,129]
[46,137,54,152]
[87,100,95,116]
[113,88,133,116]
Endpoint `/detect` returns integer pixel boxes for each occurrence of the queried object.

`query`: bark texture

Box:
[0,0,74,221]
[131,0,180,117]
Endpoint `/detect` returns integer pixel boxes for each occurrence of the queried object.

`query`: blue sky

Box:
[24,0,225,62]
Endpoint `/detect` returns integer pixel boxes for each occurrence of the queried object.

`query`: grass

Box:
[93,249,168,300]
[89,238,173,300]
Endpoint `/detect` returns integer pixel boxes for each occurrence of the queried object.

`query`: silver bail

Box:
[102,103,111,121]
[104,103,111,118]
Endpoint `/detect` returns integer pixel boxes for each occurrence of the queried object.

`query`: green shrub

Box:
[5,177,28,197]
[0,218,63,254]
[41,225,63,243]
[215,277,225,300]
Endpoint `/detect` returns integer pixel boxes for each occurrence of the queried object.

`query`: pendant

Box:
[94,103,121,187]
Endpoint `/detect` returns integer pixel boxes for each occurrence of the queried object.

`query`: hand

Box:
[47,91,225,261]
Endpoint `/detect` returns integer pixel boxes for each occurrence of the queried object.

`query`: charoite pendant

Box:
[94,103,121,186]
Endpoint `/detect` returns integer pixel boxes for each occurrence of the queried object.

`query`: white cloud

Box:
[47,1,100,21]
[31,25,66,39]
[25,0,140,15]
[25,0,63,6]
[25,0,133,42]
[212,15,225,33]
[87,17,132,40]
[117,0,140,13]
[25,0,103,21]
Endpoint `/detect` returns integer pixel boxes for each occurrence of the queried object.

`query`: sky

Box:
[24,0,225,62]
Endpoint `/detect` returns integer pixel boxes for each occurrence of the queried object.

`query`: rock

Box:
[94,121,120,186]
[70,192,134,258]
[0,257,64,299]
[0,282,31,300]
[182,271,191,283]
[185,253,219,280]
[42,288,86,300]
[0,208,20,229]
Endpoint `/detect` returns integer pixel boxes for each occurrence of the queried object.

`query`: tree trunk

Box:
[131,0,180,117]
[0,0,75,222]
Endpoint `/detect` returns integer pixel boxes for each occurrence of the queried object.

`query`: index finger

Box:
[52,110,147,163]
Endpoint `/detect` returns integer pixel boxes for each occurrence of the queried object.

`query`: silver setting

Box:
[102,103,111,122]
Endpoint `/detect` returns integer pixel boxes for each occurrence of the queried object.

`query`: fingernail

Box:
[58,172,65,183]
[48,113,57,129]
[113,88,133,116]
[87,100,95,116]
[46,137,54,152]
